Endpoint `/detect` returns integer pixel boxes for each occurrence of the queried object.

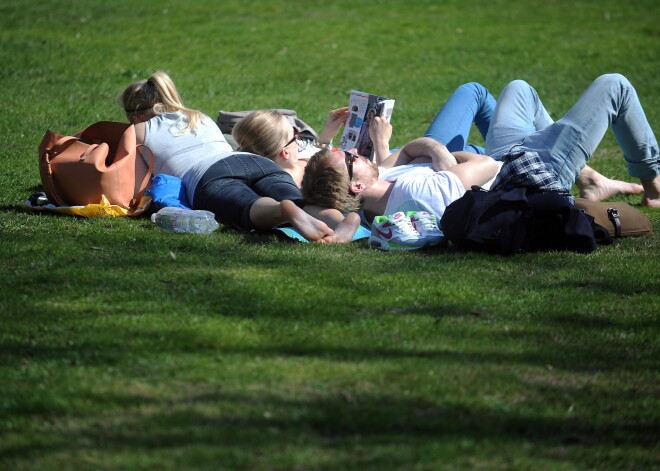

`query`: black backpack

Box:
[440,186,605,255]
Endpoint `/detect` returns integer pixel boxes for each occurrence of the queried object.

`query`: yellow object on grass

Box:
[23,194,152,218]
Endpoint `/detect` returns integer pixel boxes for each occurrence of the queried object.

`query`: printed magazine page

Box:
[339,90,395,160]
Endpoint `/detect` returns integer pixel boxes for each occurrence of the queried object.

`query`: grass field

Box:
[1,1,659,470]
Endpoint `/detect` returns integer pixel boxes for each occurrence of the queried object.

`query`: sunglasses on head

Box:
[283,127,301,149]
[344,151,358,181]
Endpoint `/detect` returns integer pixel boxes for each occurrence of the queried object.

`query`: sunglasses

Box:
[345,151,358,181]
[283,127,301,149]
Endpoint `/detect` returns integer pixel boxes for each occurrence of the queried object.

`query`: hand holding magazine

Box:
[339,90,395,160]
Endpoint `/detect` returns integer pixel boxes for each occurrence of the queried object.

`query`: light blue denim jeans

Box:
[485,74,660,191]
[424,82,496,154]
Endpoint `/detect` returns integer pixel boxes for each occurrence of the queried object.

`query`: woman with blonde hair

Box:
[232,108,349,187]
[233,83,645,204]
[120,70,233,178]
[120,71,359,242]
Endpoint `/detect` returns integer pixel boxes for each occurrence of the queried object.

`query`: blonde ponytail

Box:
[119,70,203,134]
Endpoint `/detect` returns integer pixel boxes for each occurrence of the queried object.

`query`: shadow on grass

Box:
[2,315,657,374]
[2,387,657,469]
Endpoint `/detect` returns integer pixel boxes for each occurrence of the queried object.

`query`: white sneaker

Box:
[368,212,429,250]
[407,211,445,246]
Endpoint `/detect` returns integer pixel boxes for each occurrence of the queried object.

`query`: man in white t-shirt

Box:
[300,137,500,224]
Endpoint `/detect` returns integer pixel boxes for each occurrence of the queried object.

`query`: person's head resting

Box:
[300,148,372,213]
[119,70,202,134]
[232,110,300,165]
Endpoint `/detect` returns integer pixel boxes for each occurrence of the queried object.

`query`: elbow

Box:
[486,156,500,176]
[421,137,447,152]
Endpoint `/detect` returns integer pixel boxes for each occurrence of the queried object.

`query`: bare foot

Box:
[280,200,334,241]
[579,179,644,201]
[576,166,643,201]
[641,177,660,208]
[321,212,361,244]
[641,195,660,208]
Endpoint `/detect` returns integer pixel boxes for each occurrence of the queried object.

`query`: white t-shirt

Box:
[379,164,467,219]
[143,112,233,179]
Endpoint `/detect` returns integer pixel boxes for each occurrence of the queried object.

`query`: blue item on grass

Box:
[274,224,371,242]
[146,175,191,210]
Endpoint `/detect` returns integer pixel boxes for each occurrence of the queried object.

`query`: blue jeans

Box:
[193,153,303,231]
[424,82,496,154]
[485,74,660,191]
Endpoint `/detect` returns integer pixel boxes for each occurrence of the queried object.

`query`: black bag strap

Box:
[607,207,622,238]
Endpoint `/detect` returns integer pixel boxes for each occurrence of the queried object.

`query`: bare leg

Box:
[641,176,660,207]
[249,197,334,241]
[575,165,644,201]
[249,197,289,230]
[279,200,335,241]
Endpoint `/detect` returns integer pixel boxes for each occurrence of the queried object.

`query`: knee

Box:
[507,79,531,89]
[457,82,489,98]
[594,73,630,89]
[501,79,535,99]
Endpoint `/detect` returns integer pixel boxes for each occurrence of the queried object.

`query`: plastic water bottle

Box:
[151,207,220,233]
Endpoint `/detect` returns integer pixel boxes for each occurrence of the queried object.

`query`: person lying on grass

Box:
[230,107,473,227]
[301,74,660,224]
[233,81,645,205]
[119,70,359,243]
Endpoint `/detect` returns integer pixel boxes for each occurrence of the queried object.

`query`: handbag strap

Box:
[607,207,622,238]
[42,138,154,212]
[128,144,155,210]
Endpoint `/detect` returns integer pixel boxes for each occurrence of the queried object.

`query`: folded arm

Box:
[379,137,458,170]
[446,152,500,189]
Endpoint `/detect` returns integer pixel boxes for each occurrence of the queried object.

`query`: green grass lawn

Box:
[1,0,659,470]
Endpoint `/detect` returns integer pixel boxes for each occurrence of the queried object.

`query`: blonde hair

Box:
[232,110,289,161]
[301,149,361,213]
[119,70,203,134]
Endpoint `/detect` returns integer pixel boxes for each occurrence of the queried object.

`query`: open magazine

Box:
[339,90,395,160]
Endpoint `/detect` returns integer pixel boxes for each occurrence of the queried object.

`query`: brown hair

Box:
[232,110,288,161]
[301,149,361,212]
[119,70,203,134]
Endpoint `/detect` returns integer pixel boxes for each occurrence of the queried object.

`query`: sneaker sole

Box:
[368,236,426,251]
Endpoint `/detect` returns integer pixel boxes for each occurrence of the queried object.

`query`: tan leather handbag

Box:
[574,198,652,237]
[38,121,154,210]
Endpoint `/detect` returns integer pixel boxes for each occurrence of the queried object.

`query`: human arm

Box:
[303,204,346,227]
[446,152,499,189]
[368,116,393,165]
[302,204,360,243]
[133,121,146,144]
[317,107,350,145]
[379,137,458,170]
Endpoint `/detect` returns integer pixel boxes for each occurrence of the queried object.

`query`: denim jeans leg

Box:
[522,74,660,188]
[485,80,554,160]
[590,74,658,179]
[193,153,303,230]
[424,82,496,154]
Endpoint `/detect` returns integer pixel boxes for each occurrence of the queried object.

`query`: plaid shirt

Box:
[490,149,565,192]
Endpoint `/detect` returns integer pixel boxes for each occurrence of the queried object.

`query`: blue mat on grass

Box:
[274,224,371,242]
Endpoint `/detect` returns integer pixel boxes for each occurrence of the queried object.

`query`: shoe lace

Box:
[415,214,439,232]
[394,217,420,235]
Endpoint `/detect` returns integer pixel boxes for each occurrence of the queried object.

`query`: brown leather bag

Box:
[574,198,652,237]
[38,121,154,210]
